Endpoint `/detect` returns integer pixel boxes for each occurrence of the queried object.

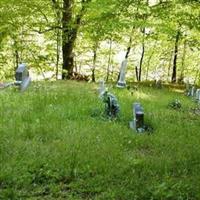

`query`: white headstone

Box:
[98,80,105,96]
[191,86,195,97]
[116,59,128,88]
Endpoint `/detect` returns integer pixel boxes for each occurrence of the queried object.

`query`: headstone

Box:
[198,92,200,103]
[116,59,128,88]
[191,86,195,97]
[129,102,145,132]
[185,81,190,96]
[15,63,31,91]
[101,91,120,118]
[98,80,105,96]
[195,89,200,100]
[196,89,200,103]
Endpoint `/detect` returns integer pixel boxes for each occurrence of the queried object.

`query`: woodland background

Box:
[0,0,199,84]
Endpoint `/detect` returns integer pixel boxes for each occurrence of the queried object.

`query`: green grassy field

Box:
[0,81,200,200]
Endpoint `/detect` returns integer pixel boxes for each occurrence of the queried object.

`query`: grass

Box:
[0,80,200,200]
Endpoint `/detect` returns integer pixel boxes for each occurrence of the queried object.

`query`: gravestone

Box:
[129,102,145,133]
[185,81,190,96]
[98,80,105,96]
[195,89,200,100]
[196,89,200,103]
[15,63,31,91]
[101,91,120,118]
[191,86,196,97]
[116,59,128,88]
[198,91,200,103]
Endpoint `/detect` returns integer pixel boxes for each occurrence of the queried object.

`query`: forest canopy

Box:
[0,0,199,84]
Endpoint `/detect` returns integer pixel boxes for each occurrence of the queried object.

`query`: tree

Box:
[58,0,92,79]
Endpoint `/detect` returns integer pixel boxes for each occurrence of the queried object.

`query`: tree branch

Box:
[32,26,62,34]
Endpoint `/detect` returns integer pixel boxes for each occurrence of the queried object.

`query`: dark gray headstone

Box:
[195,89,200,103]
[130,102,145,132]
[101,91,120,118]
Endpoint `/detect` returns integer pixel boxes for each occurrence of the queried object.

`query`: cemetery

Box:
[0,62,200,199]
[0,0,200,199]
[1,79,200,199]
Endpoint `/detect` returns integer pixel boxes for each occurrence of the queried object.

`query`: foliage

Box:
[0,0,199,82]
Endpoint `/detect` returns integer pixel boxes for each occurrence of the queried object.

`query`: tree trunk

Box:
[92,47,97,82]
[171,30,180,83]
[53,1,61,80]
[179,40,187,83]
[145,41,157,80]
[106,39,113,82]
[167,50,173,82]
[61,0,91,79]
[62,0,74,79]
[138,28,145,82]
[135,66,139,82]
[56,29,60,79]
[15,49,19,70]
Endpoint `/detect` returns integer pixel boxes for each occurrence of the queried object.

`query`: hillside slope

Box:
[0,81,200,200]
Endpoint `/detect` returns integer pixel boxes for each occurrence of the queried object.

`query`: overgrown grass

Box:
[0,81,200,200]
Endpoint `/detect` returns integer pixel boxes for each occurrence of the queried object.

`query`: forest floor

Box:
[0,81,200,200]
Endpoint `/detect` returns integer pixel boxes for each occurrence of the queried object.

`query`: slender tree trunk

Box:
[92,47,97,82]
[167,50,173,82]
[52,0,61,79]
[125,36,132,59]
[15,49,19,70]
[145,41,157,80]
[106,39,113,82]
[135,66,139,82]
[13,38,19,72]
[179,40,187,82]
[56,30,60,79]
[171,30,180,83]
[138,28,145,82]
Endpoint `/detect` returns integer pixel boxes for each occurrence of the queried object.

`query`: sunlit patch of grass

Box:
[0,81,200,199]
